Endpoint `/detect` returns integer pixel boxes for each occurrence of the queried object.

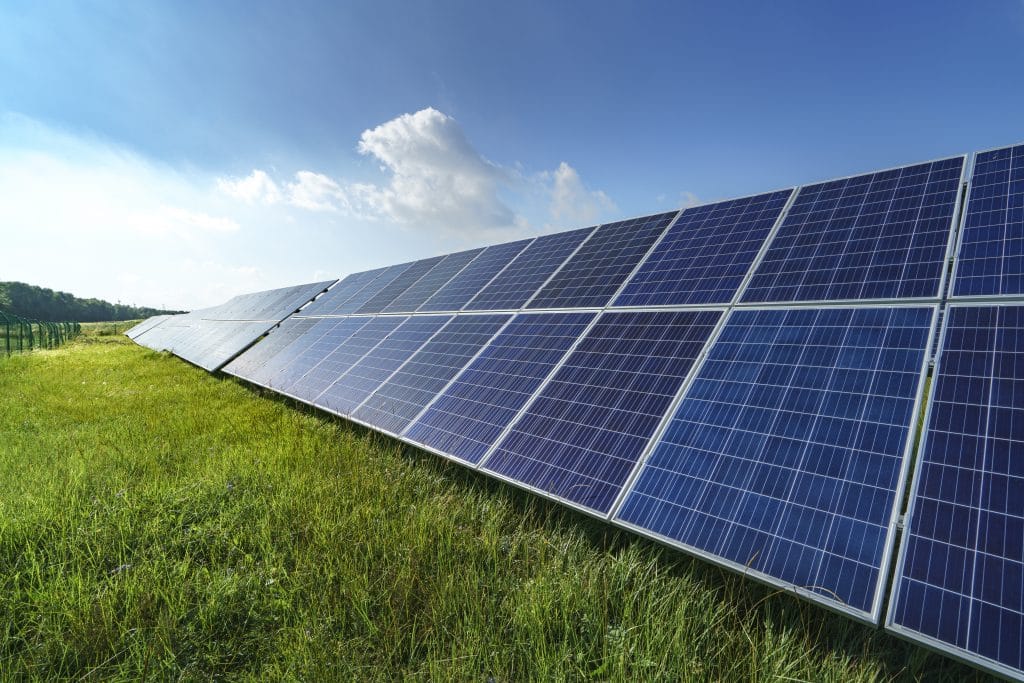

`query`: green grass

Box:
[0,332,982,681]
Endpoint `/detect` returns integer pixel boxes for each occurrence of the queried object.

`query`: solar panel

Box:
[300,265,407,317]
[353,314,511,435]
[125,315,171,340]
[285,316,406,403]
[223,317,331,387]
[742,157,964,304]
[315,315,452,416]
[952,144,1024,298]
[356,257,445,314]
[888,303,1024,678]
[482,309,721,515]
[614,191,793,307]
[403,311,596,463]
[294,268,389,317]
[464,226,595,311]
[419,239,533,312]
[615,305,935,619]
[268,316,377,394]
[527,212,678,310]
[382,249,484,313]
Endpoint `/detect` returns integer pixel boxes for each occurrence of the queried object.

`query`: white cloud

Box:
[216,169,282,204]
[285,171,349,212]
[548,161,616,225]
[679,191,701,208]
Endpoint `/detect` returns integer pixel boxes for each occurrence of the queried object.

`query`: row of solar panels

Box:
[127,141,1024,680]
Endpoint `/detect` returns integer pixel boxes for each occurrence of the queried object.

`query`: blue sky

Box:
[1,1,1023,309]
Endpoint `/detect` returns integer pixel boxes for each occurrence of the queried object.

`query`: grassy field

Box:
[0,330,982,681]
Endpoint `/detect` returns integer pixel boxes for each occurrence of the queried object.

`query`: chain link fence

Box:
[1,310,81,356]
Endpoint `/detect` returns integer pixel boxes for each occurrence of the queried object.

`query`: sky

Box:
[1,1,1023,310]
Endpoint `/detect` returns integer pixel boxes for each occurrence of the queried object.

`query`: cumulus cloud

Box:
[217,107,615,236]
[548,161,616,225]
[216,169,282,204]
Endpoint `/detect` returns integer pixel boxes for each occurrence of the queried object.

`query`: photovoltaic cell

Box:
[483,309,721,515]
[382,249,484,313]
[403,312,596,464]
[953,144,1024,298]
[316,315,452,416]
[889,304,1024,678]
[615,191,793,307]
[301,265,408,317]
[353,314,511,435]
[742,158,964,303]
[527,212,678,310]
[616,306,934,618]
[465,227,595,311]
[357,257,445,314]
[419,239,532,312]
[222,317,321,383]
[284,316,403,402]
[296,268,389,317]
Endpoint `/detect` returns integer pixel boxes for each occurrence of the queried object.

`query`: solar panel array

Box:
[130,143,1024,680]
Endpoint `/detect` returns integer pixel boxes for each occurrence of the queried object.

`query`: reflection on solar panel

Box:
[285,316,405,403]
[222,317,320,383]
[742,158,964,303]
[125,315,171,340]
[316,315,452,415]
[419,239,532,312]
[889,304,1024,678]
[382,249,483,313]
[465,227,594,311]
[357,257,445,314]
[296,268,389,317]
[482,309,721,515]
[353,314,511,435]
[134,280,334,371]
[403,312,596,463]
[616,306,934,618]
[615,191,793,307]
[301,265,407,317]
[527,212,678,310]
[953,144,1024,298]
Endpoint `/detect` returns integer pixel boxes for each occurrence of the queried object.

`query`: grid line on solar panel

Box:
[402,311,598,464]
[614,191,795,308]
[356,257,445,314]
[224,317,334,387]
[382,249,484,313]
[314,315,453,416]
[464,226,596,311]
[480,309,722,516]
[352,314,512,435]
[527,212,679,310]
[952,144,1024,299]
[888,303,1024,679]
[614,305,935,619]
[418,239,533,312]
[301,263,413,317]
[740,157,965,304]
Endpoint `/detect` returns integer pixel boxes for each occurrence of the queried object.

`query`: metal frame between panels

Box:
[884,300,1024,681]
[607,301,940,624]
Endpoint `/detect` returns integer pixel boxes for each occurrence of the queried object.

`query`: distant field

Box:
[0,331,980,681]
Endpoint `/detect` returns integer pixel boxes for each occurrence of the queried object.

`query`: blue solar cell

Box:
[303,263,412,316]
[403,311,596,463]
[316,315,452,416]
[953,144,1024,298]
[223,317,322,383]
[353,314,511,435]
[419,239,533,312]
[616,306,933,617]
[483,309,721,515]
[382,249,484,313]
[465,227,595,311]
[285,317,404,402]
[356,257,445,314]
[889,304,1024,677]
[615,191,792,307]
[742,158,964,303]
[262,317,372,392]
[297,268,390,317]
[527,212,678,310]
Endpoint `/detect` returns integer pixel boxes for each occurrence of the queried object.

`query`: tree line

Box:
[0,281,184,323]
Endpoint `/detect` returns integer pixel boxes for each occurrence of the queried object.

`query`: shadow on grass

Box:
[229,377,984,682]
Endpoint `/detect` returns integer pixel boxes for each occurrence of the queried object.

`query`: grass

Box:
[0,331,983,681]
